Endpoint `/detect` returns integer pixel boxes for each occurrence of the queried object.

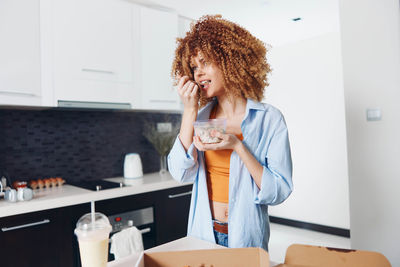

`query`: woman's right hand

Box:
[176,75,199,151]
[177,75,199,111]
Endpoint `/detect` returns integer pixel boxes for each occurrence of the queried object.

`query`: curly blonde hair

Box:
[172,15,271,107]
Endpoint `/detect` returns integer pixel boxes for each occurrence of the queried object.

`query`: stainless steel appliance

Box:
[107,207,155,260]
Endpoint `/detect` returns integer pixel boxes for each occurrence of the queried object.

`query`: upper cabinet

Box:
[0,0,42,106]
[52,0,136,107]
[0,0,191,111]
[139,7,180,110]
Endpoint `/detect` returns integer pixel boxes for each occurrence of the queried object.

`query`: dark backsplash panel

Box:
[0,108,181,184]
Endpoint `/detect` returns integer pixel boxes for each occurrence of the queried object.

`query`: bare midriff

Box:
[210,201,229,222]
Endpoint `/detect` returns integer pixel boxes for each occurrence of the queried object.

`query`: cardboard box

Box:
[109,237,391,267]
[138,247,270,267]
[274,244,391,267]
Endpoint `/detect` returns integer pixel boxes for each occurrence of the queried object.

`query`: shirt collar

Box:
[246,98,266,111]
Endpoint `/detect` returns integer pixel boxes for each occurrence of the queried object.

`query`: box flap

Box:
[256,247,270,267]
[274,264,314,267]
[285,244,391,267]
[144,247,270,267]
[134,252,145,267]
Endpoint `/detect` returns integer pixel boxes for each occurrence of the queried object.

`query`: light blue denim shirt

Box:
[167,98,293,251]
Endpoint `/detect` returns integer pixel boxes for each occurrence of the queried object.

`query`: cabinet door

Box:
[139,7,180,110]
[0,208,73,267]
[53,0,135,104]
[0,0,42,106]
[155,185,192,245]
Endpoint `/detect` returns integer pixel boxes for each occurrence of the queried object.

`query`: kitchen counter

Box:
[0,172,192,218]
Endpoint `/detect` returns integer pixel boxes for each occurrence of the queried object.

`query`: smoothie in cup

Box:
[75,212,112,267]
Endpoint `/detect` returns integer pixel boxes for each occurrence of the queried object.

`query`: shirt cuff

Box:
[254,166,277,205]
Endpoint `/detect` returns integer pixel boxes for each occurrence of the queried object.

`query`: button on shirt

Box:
[167,98,293,251]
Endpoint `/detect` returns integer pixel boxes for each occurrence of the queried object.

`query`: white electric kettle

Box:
[124,153,143,179]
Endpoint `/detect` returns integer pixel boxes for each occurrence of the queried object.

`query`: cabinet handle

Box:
[81,68,114,74]
[168,191,192,199]
[1,219,50,232]
[0,90,38,96]
[140,227,151,234]
[109,227,152,243]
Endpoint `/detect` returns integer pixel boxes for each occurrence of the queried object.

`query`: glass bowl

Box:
[193,119,227,144]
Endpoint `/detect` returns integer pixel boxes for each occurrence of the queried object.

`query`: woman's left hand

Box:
[193,131,241,151]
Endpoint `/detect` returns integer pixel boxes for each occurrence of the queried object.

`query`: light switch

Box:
[366,108,382,121]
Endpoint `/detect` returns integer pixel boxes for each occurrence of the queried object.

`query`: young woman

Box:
[167,15,293,251]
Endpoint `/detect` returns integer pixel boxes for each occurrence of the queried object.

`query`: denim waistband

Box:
[213,219,228,234]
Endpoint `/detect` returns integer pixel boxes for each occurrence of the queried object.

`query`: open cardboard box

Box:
[134,243,392,267]
[108,237,273,267]
[274,244,391,267]
[109,237,391,267]
[137,247,270,267]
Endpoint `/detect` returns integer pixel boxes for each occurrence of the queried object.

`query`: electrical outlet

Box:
[157,122,172,133]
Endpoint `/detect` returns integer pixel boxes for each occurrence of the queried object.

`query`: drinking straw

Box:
[91,200,95,228]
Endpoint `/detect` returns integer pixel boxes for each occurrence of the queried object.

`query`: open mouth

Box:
[199,80,211,89]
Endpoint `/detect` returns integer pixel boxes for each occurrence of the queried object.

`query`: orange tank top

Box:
[205,105,243,203]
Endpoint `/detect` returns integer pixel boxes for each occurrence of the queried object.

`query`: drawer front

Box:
[0,208,73,267]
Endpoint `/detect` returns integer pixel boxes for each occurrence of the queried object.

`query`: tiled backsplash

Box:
[0,108,181,184]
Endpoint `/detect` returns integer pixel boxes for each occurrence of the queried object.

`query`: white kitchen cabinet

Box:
[0,0,42,106]
[52,0,136,106]
[139,7,181,111]
[1,0,189,110]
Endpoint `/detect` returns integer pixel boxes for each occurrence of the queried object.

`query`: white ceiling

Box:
[141,0,341,46]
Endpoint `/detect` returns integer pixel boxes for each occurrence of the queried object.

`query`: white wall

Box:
[339,0,400,265]
[265,32,350,229]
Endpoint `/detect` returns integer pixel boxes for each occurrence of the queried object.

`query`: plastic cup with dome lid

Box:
[74,211,112,267]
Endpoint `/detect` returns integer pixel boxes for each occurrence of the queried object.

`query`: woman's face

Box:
[191,53,225,98]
